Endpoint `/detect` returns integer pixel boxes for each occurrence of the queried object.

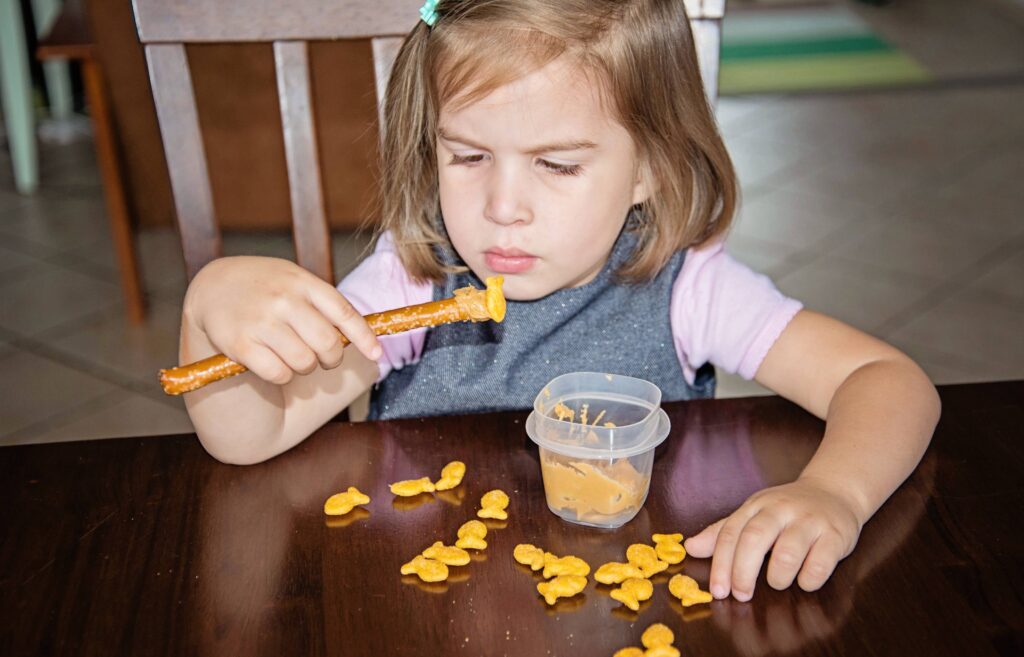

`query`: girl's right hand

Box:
[183,256,383,385]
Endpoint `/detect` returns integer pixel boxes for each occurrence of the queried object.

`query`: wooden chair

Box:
[130,0,725,285]
[38,0,146,323]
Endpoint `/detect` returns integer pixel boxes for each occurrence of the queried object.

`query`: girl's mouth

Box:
[484,248,538,274]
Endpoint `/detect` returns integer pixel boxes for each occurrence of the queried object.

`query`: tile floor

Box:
[1,0,1022,445]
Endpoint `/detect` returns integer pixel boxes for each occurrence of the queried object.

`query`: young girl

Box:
[179,0,940,602]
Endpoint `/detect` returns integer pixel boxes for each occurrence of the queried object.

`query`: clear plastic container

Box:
[525,372,671,528]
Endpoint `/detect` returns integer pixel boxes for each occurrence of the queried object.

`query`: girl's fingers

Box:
[307,283,382,362]
[257,321,319,379]
[708,511,756,600]
[284,301,348,370]
[231,340,293,385]
[730,511,784,601]
[766,522,818,591]
[683,517,725,558]
[797,531,845,592]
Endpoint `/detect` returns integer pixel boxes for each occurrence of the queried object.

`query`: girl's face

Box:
[437,58,650,301]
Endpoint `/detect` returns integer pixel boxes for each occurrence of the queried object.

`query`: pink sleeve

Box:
[336,232,433,382]
[671,242,802,385]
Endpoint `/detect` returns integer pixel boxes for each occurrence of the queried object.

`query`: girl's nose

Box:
[483,166,532,226]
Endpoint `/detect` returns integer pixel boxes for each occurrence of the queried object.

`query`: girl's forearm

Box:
[799,356,940,524]
[180,305,289,464]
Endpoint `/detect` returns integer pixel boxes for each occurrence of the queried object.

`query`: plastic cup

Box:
[525,372,671,529]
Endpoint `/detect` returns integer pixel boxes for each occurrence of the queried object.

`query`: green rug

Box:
[719,6,931,94]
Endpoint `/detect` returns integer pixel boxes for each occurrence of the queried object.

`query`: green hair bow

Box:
[419,0,439,26]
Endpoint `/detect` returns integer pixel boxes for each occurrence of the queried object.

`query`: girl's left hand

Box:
[683,477,864,601]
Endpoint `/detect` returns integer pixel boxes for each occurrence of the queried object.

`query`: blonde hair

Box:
[378,0,737,284]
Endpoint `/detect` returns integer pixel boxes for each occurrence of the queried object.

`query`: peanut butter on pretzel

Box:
[159,276,505,395]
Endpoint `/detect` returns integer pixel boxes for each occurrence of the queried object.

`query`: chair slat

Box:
[686,0,726,19]
[691,19,723,103]
[274,41,333,283]
[145,43,220,280]
[134,0,420,43]
[371,36,403,138]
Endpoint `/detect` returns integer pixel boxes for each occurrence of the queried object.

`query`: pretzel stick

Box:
[159,276,506,396]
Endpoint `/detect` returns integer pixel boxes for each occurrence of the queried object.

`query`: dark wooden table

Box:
[2,382,1021,656]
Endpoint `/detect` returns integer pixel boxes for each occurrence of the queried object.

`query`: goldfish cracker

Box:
[594,562,644,585]
[641,623,674,648]
[455,519,488,550]
[626,544,669,578]
[536,574,587,605]
[668,574,713,607]
[609,577,654,611]
[513,544,546,571]
[400,555,449,582]
[477,489,510,520]
[652,533,686,565]
[323,486,370,516]
[542,555,591,579]
[390,477,436,497]
[422,541,471,566]
[644,646,680,657]
[434,461,466,491]
[612,649,644,657]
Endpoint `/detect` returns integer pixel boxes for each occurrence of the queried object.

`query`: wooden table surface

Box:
[1,382,1021,656]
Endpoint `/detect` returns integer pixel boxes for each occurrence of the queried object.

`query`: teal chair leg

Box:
[0,0,39,194]
[32,0,73,121]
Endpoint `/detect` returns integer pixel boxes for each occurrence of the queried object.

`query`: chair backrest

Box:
[132,0,724,283]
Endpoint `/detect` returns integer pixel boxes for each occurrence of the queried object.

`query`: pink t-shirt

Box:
[337,233,802,385]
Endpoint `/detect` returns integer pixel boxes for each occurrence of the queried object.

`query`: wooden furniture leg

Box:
[81,59,146,323]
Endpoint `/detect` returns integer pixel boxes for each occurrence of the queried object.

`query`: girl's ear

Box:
[631,160,656,206]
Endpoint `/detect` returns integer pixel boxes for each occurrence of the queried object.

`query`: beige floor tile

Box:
[39,297,183,387]
[727,96,918,155]
[22,392,193,445]
[723,131,813,190]
[0,349,118,438]
[934,85,1024,140]
[897,179,1024,239]
[0,243,45,275]
[732,186,872,250]
[0,185,23,211]
[725,232,809,279]
[0,265,121,335]
[716,95,780,136]
[0,196,110,252]
[962,249,1024,311]
[776,256,938,332]
[950,141,1024,204]
[882,335,999,385]
[779,155,931,213]
[885,289,1024,379]
[829,214,1006,282]
[816,122,995,189]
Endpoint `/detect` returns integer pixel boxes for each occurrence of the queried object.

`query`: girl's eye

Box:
[538,159,582,176]
[449,153,486,165]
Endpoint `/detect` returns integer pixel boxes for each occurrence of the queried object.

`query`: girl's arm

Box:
[684,309,940,600]
[180,256,382,465]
